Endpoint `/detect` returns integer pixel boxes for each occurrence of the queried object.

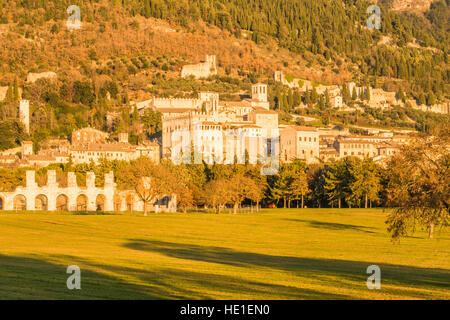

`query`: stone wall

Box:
[0,170,177,213]
[26,71,57,83]
[153,97,203,110]
[181,55,217,79]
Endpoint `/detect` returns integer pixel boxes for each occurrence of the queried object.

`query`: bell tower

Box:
[252,83,268,103]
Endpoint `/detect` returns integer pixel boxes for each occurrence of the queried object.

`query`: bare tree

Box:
[135,177,156,216]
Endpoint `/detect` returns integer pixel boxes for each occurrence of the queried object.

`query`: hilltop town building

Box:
[0,127,160,169]
[70,127,109,145]
[280,126,320,164]
[161,84,278,164]
[70,141,160,165]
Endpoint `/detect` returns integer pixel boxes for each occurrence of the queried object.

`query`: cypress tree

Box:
[13,77,19,101]
[352,87,357,101]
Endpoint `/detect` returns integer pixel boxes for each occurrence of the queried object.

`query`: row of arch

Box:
[0,194,120,211]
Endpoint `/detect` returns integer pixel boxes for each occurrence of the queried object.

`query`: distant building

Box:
[21,141,33,156]
[333,137,379,159]
[181,55,217,79]
[70,127,109,145]
[70,142,160,165]
[280,126,320,164]
[162,84,278,164]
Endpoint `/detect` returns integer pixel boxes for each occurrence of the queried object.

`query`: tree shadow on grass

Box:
[0,254,158,299]
[61,257,344,300]
[0,254,347,300]
[284,218,377,234]
[123,239,450,299]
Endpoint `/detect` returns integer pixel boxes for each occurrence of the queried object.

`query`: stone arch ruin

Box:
[0,170,177,213]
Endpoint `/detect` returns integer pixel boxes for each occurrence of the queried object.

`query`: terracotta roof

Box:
[239,124,262,129]
[343,135,391,140]
[0,155,17,160]
[26,155,56,161]
[195,121,222,126]
[292,125,318,132]
[221,101,252,108]
[70,143,135,152]
[337,139,377,145]
[157,108,196,113]
[252,107,277,114]
[321,149,339,155]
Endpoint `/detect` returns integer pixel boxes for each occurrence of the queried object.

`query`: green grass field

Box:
[0,209,449,300]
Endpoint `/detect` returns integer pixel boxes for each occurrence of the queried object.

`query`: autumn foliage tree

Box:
[385,127,450,239]
[117,158,177,215]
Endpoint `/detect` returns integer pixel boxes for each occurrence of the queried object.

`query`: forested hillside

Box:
[0,0,448,150]
[1,0,448,97]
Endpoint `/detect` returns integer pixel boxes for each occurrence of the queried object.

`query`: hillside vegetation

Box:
[0,0,448,149]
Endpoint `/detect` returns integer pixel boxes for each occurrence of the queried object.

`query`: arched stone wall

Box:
[13,195,27,211]
[76,194,88,211]
[35,194,48,211]
[0,170,176,213]
[95,194,106,211]
[56,194,69,211]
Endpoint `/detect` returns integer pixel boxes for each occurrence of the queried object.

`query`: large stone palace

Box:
[155,83,278,164]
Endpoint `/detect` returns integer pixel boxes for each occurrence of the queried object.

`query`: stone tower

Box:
[19,100,30,134]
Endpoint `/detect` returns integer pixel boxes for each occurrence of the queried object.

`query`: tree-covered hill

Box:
[1,0,448,100]
[0,0,448,150]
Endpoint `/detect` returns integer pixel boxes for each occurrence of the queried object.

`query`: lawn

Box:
[0,209,448,300]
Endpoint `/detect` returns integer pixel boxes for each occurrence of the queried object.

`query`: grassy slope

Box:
[0,209,448,300]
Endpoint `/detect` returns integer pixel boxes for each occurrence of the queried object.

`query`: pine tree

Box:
[398,88,405,102]
[419,93,426,105]
[366,87,371,101]
[304,89,311,105]
[352,87,357,101]
[13,77,19,101]
[325,89,330,108]
[144,0,151,18]
[5,85,13,102]
[427,91,437,106]
[287,89,294,110]
[311,87,318,103]
[342,83,351,103]
[293,90,301,107]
